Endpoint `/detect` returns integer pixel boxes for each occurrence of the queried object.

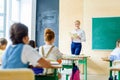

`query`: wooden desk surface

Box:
[101,57,110,62]
[62,55,90,60]
[110,67,120,71]
[51,64,62,69]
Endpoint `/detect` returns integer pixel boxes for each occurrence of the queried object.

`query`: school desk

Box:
[62,55,89,80]
[35,64,62,80]
[102,57,113,79]
[110,67,120,80]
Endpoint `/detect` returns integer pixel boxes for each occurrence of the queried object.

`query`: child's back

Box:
[39,45,62,60]
[39,28,62,75]
[0,38,7,64]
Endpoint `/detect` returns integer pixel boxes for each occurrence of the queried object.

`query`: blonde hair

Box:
[44,28,55,42]
[116,40,120,47]
[75,20,80,24]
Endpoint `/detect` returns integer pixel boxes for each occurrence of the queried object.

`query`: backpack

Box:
[70,63,80,80]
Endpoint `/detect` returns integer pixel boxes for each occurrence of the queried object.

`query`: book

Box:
[50,61,59,65]
[69,32,78,39]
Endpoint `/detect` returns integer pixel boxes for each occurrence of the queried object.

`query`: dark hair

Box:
[0,38,7,46]
[29,40,36,48]
[116,39,120,47]
[10,23,28,44]
[44,28,55,42]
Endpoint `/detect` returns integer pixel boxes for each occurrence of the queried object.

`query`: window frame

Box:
[0,0,6,37]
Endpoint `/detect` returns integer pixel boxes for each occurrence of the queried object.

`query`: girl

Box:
[39,28,62,76]
[2,23,52,69]
[0,38,7,50]
[109,40,120,61]
[29,40,39,51]
[109,40,120,80]
[71,20,86,55]
[0,38,7,64]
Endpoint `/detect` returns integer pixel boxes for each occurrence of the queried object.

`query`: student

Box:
[109,40,120,61]
[28,40,39,51]
[2,23,52,69]
[0,38,7,64]
[0,38,7,51]
[109,40,120,80]
[29,40,36,48]
[39,28,62,76]
[70,20,86,55]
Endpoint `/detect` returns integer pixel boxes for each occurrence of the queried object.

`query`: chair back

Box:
[0,68,34,80]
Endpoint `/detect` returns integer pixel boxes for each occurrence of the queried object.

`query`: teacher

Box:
[71,20,86,55]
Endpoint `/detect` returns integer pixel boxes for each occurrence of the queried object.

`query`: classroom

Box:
[0,0,120,80]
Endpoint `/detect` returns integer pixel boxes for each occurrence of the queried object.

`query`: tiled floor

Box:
[61,69,108,80]
[61,74,108,80]
[81,74,108,80]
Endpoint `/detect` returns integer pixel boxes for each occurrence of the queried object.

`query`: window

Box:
[0,0,6,37]
[11,0,20,22]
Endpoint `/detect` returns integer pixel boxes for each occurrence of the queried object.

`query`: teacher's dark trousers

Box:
[71,42,82,55]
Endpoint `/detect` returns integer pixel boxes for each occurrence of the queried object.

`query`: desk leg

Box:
[109,61,113,80]
[118,71,120,80]
[54,69,58,80]
[66,74,69,80]
[84,57,87,80]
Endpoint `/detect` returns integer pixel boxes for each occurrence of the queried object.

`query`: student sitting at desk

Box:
[109,40,120,80]
[1,23,52,69]
[0,38,7,64]
[29,40,39,51]
[39,28,62,78]
[109,40,120,61]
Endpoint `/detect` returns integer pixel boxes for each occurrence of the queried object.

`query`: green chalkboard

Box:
[92,17,120,50]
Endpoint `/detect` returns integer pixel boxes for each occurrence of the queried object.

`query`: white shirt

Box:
[71,29,86,43]
[39,44,62,74]
[21,45,41,66]
[110,47,120,60]
[39,44,62,60]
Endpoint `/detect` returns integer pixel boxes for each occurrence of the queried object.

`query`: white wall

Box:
[60,0,120,75]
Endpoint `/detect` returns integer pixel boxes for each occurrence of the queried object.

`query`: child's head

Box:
[116,40,120,48]
[10,23,29,44]
[29,40,36,48]
[0,38,7,50]
[74,20,80,28]
[44,28,55,44]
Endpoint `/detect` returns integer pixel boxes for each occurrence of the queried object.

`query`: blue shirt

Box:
[2,44,28,69]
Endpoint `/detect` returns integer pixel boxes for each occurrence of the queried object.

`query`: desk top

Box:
[51,64,62,69]
[110,67,120,71]
[62,55,90,60]
[101,57,110,62]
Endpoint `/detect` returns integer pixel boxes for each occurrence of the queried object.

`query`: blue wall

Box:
[36,0,59,47]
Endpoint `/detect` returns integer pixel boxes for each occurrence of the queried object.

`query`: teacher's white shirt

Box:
[71,29,86,43]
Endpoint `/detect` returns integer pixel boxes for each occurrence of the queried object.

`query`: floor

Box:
[81,74,108,80]
[61,74,108,80]
[61,69,108,80]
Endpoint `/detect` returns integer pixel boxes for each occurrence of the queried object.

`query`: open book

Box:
[69,32,78,39]
[50,61,59,65]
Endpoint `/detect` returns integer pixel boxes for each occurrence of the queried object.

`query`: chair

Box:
[0,68,34,80]
[35,64,62,80]
[35,68,59,80]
